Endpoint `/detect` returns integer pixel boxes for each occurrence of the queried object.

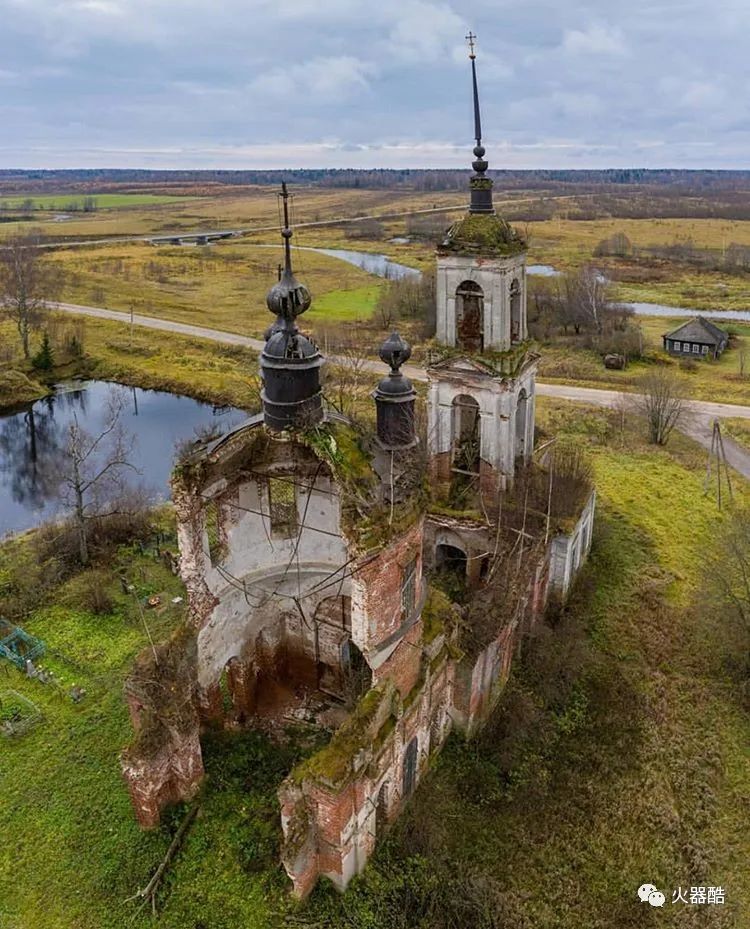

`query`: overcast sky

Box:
[1,0,748,170]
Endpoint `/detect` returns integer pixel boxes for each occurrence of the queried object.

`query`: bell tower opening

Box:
[455,280,484,352]
[515,389,529,460]
[451,394,481,475]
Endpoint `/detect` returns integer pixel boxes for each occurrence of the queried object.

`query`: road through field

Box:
[52,300,750,481]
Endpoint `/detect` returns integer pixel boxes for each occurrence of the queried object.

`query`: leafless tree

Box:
[0,233,62,359]
[715,510,750,617]
[636,369,686,446]
[324,345,373,418]
[60,391,139,565]
[576,264,610,334]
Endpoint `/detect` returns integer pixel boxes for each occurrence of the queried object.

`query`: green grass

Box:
[0,193,198,210]
[308,284,381,322]
[723,417,750,450]
[0,533,324,929]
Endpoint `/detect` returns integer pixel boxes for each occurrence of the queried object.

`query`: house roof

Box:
[664,316,728,345]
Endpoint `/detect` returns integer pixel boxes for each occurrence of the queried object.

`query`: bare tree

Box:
[0,234,62,359]
[576,264,610,334]
[636,369,686,446]
[705,507,750,630]
[60,392,139,565]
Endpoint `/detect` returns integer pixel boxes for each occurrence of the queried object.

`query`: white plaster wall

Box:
[549,489,597,598]
[202,474,348,598]
[196,570,354,689]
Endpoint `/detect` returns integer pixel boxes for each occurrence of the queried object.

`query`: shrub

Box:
[31,331,54,371]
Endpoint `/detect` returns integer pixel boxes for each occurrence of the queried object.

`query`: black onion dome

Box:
[266,266,312,319]
[379,331,412,373]
[373,330,417,448]
[263,328,321,362]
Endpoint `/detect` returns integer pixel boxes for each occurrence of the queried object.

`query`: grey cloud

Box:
[0,0,748,167]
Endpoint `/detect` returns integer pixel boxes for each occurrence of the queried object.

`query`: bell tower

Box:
[427,34,537,498]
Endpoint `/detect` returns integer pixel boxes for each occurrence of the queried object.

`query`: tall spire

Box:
[466,32,494,215]
[260,182,323,432]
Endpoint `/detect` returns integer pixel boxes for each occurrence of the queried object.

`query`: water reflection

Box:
[0,381,246,536]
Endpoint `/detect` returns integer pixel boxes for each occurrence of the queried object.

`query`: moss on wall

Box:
[439,212,527,258]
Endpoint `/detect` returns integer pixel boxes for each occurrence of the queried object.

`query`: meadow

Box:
[49,240,388,337]
[0,192,199,210]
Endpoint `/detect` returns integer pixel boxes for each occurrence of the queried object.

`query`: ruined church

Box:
[121,43,596,898]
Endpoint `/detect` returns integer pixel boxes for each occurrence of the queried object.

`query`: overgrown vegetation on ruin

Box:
[2,398,750,927]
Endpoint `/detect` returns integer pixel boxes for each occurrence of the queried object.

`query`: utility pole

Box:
[704,419,733,509]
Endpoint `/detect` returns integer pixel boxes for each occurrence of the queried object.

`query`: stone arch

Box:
[455,280,484,352]
[451,394,480,474]
[510,278,522,343]
[515,388,529,460]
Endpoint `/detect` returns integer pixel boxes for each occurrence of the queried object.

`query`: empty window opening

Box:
[510,278,522,343]
[340,638,370,707]
[401,557,418,619]
[455,280,484,353]
[402,736,419,798]
[515,389,529,460]
[451,394,481,475]
[375,781,390,837]
[204,500,227,566]
[268,477,297,538]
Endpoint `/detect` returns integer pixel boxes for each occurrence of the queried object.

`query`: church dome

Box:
[439,212,527,258]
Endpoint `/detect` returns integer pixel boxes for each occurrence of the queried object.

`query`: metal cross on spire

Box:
[466,32,482,146]
[464,31,494,214]
[279,180,293,271]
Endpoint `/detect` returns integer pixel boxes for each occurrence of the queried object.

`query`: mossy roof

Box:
[438,212,527,258]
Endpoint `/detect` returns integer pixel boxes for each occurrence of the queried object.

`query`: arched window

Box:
[402,736,418,798]
[510,278,522,343]
[375,781,390,836]
[455,280,484,352]
[515,389,529,460]
[451,394,480,474]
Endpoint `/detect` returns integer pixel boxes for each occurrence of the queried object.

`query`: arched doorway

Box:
[456,280,484,352]
[510,278,522,343]
[451,394,480,474]
[515,389,529,460]
[435,542,467,578]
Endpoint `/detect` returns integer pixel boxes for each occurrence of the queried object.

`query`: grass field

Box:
[0,193,199,210]
[49,240,385,338]
[4,181,750,313]
[1,399,748,928]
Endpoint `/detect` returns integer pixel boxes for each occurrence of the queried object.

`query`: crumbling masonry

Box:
[121,53,596,898]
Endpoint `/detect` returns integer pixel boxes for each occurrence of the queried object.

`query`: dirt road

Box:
[52,301,750,481]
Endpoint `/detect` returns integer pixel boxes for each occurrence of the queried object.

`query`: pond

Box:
[0,381,247,537]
